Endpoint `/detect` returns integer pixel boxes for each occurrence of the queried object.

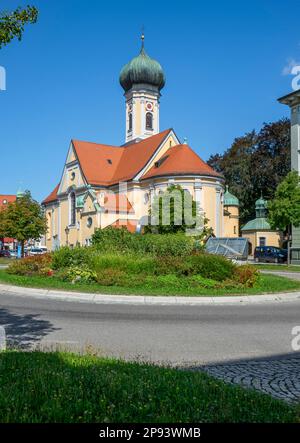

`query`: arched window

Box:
[128,112,132,132]
[146,112,153,130]
[70,192,76,225]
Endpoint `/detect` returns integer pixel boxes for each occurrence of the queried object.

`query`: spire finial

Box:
[140,26,145,51]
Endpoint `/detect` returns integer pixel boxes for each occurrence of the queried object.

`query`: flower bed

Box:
[7,231,259,291]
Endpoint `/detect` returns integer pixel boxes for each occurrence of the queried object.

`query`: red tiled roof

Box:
[107,219,138,233]
[103,193,134,214]
[72,129,171,186]
[42,184,59,204]
[141,144,222,180]
[0,195,16,208]
[43,130,222,204]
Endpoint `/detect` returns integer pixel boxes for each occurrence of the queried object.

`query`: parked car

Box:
[29,248,45,256]
[0,250,11,258]
[254,246,287,263]
[9,250,17,258]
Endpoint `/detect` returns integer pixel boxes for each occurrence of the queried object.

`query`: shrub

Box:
[92,227,194,257]
[7,254,53,276]
[234,265,259,287]
[91,228,135,254]
[185,254,236,281]
[52,246,94,270]
[141,234,194,256]
[93,254,157,275]
[57,266,97,284]
[96,268,131,286]
[156,253,236,281]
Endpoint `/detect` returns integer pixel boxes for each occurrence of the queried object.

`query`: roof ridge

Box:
[72,139,122,149]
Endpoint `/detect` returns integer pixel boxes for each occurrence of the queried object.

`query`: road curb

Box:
[1,283,300,306]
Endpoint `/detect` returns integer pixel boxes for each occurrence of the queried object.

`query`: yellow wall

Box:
[223,205,239,237]
[242,230,282,255]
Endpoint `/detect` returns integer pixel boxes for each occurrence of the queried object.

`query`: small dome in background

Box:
[255,195,267,209]
[224,186,239,206]
[119,35,165,92]
[16,188,25,199]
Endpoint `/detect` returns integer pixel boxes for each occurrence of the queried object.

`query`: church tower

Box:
[119,35,165,143]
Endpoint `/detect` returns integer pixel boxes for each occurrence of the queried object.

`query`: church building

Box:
[42,36,239,249]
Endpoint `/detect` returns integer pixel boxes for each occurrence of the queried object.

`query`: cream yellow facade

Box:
[43,132,237,250]
[241,196,282,255]
[242,231,282,256]
[223,206,239,238]
[43,39,240,250]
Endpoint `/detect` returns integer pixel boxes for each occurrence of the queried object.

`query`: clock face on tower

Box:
[146,102,153,111]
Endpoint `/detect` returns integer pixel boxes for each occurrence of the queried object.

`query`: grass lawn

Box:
[0,269,300,296]
[254,264,300,272]
[0,351,298,423]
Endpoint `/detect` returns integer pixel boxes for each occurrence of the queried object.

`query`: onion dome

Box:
[255,193,267,218]
[241,193,270,231]
[224,186,239,206]
[120,34,165,92]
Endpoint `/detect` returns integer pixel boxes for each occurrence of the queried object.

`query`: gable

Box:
[141,144,223,180]
[72,129,173,186]
[58,143,87,195]
[135,131,180,180]
[83,193,96,213]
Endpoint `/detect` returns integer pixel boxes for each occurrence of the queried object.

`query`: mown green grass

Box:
[0,269,300,296]
[0,351,298,423]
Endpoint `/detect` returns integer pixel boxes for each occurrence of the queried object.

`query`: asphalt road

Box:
[1,289,300,366]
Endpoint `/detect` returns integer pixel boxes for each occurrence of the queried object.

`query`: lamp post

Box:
[65,226,70,247]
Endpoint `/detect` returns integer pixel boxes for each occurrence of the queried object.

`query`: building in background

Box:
[241,195,282,255]
[42,36,239,250]
[223,186,239,238]
[278,89,300,264]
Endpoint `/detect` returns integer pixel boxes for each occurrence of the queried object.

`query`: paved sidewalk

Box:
[1,282,300,306]
[262,270,300,281]
[199,357,300,404]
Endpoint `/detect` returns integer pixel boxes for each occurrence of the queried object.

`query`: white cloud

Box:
[282,58,300,75]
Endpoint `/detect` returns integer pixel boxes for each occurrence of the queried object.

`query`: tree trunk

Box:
[21,240,25,258]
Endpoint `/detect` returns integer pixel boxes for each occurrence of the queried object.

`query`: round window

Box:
[87,217,93,228]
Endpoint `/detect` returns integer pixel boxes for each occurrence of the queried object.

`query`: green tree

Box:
[0,5,38,48]
[207,119,290,224]
[144,184,213,242]
[268,171,300,234]
[0,191,47,256]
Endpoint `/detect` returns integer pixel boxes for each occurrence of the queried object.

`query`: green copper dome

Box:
[241,193,272,231]
[241,217,271,231]
[255,194,267,218]
[224,186,239,206]
[120,36,165,92]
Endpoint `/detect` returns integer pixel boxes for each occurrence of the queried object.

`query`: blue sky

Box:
[0,0,299,201]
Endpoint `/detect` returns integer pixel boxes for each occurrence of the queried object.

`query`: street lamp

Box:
[65,226,70,246]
